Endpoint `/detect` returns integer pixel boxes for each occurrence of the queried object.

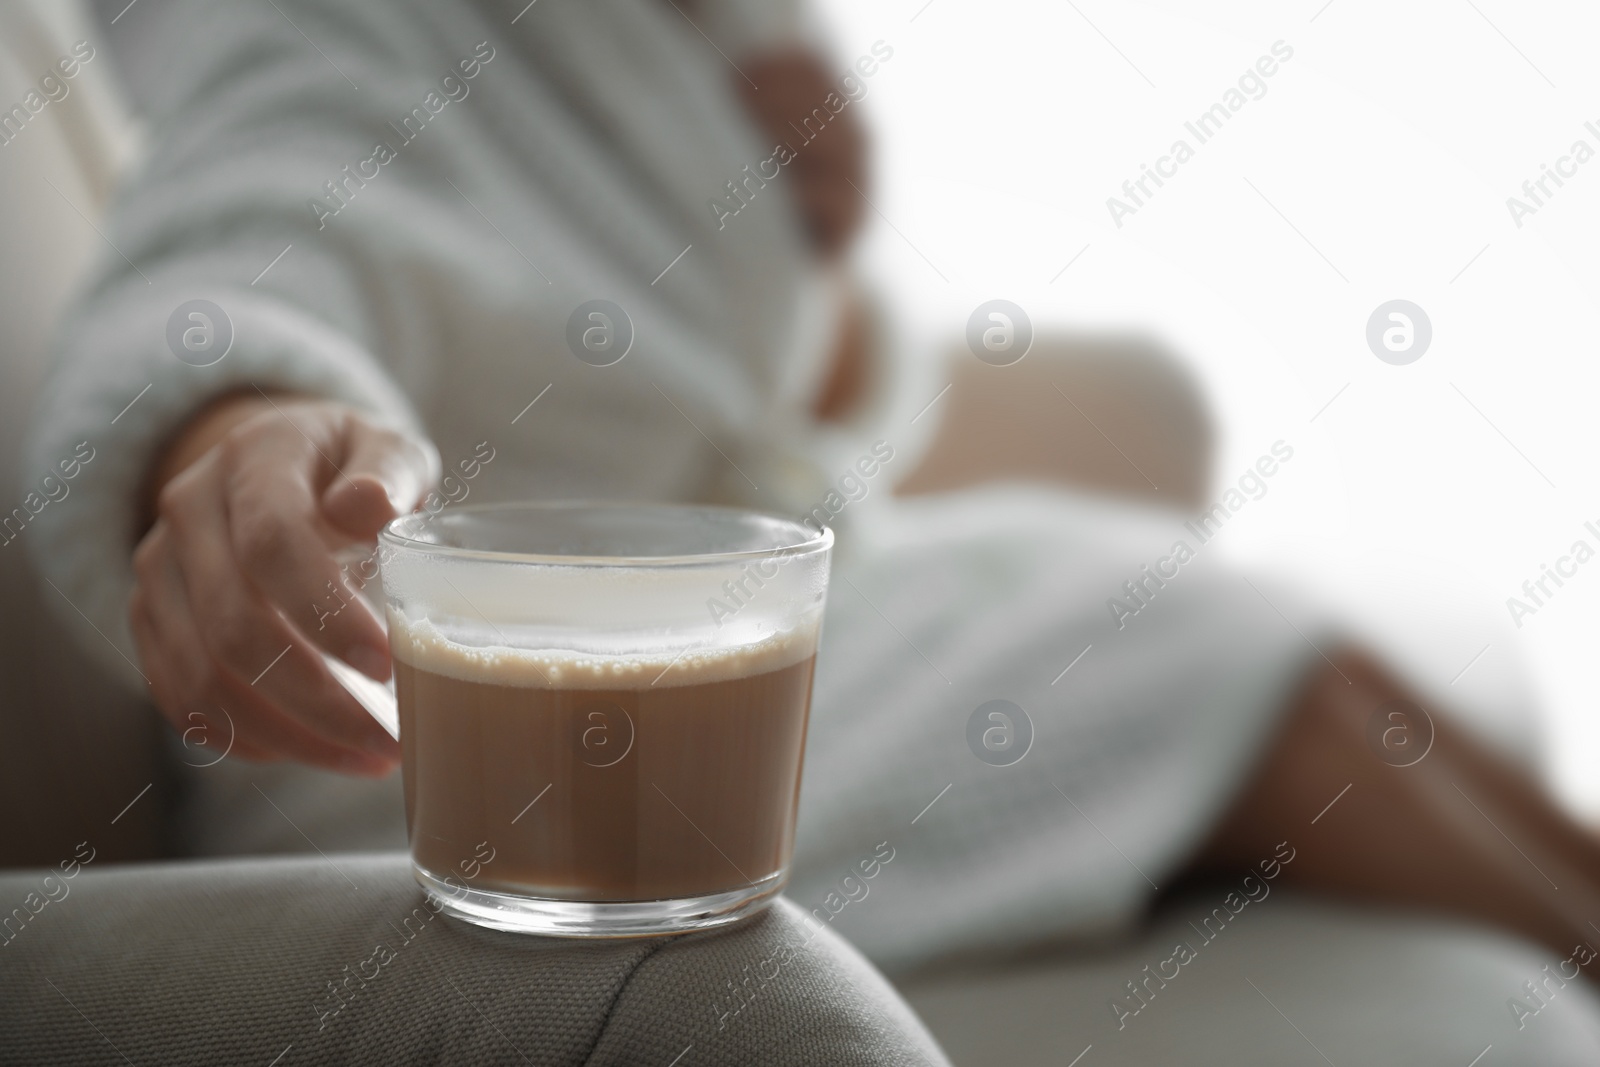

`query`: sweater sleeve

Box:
[24,2,440,688]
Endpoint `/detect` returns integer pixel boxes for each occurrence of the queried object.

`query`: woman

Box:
[28,0,1600,1012]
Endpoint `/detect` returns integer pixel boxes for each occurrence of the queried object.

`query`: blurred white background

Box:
[816,0,1600,816]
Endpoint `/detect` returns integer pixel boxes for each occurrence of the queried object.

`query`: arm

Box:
[31,0,865,775]
[26,2,448,768]
[26,0,439,697]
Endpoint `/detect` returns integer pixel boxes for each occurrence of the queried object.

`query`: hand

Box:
[738,49,868,258]
[129,394,436,774]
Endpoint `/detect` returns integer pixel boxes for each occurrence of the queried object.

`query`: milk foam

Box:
[389,612,820,690]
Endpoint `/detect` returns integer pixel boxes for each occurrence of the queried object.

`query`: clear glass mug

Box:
[325,502,832,937]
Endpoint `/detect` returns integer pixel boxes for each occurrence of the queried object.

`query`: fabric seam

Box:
[579,935,678,1066]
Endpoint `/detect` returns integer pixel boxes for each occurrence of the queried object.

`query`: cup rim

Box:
[379,499,834,568]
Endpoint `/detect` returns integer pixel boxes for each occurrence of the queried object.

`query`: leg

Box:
[1189,647,1600,962]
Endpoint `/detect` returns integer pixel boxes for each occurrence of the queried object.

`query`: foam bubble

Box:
[388,611,820,690]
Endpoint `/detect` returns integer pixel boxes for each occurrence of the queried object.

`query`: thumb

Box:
[321,423,439,540]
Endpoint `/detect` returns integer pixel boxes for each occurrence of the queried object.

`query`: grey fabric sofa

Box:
[0,854,950,1065]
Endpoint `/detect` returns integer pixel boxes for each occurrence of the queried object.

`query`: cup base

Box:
[415,865,786,937]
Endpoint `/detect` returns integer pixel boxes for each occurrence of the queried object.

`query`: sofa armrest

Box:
[0,854,952,1066]
[895,333,1214,512]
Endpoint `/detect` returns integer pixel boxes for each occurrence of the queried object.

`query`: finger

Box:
[170,702,279,765]
[129,570,196,735]
[160,461,400,758]
[131,598,277,764]
[214,426,393,678]
[138,524,400,777]
[135,525,396,774]
[321,416,437,540]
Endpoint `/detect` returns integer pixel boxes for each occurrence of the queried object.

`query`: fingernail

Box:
[346,644,391,682]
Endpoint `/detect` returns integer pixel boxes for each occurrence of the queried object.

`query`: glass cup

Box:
[350,501,831,937]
